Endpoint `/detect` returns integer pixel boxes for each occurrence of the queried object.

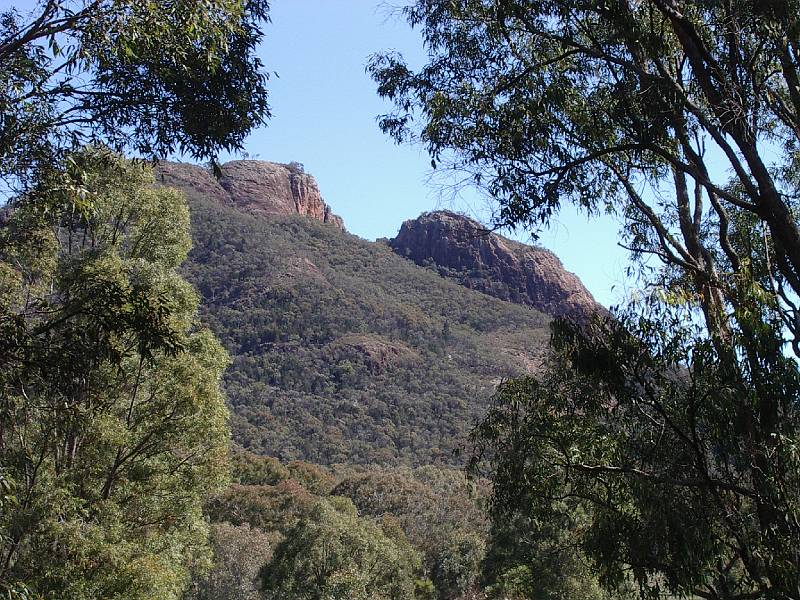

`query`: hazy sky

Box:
[5,0,631,307]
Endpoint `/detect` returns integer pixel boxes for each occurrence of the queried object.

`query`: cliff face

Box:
[155,160,344,229]
[390,211,601,320]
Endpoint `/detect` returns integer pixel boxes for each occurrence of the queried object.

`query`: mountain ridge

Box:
[158,160,599,322]
[156,160,598,465]
[178,199,550,464]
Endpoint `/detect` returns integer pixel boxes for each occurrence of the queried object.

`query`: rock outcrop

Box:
[155,160,344,229]
[390,211,601,320]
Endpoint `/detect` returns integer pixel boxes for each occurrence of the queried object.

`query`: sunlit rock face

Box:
[156,160,345,229]
[390,211,602,320]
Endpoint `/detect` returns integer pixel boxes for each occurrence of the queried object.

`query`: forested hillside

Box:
[155,164,611,598]
[176,176,551,465]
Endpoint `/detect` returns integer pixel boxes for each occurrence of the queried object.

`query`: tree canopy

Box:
[0,150,231,598]
[0,1,275,597]
[372,1,800,597]
[0,1,273,590]
[261,499,421,600]
[1,0,270,192]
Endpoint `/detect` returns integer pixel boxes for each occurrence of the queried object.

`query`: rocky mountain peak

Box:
[155,160,344,229]
[389,210,602,320]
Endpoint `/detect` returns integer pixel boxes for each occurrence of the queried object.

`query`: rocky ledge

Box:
[155,160,344,229]
[390,211,602,320]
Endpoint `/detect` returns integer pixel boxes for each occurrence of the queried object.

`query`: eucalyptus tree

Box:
[372,0,800,348]
[372,1,800,597]
[0,150,231,598]
[261,500,421,600]
[0,0,270,192]
[0,1,271,596]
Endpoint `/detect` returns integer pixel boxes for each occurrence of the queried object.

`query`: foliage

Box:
[208,480,319,535]
[184,522,273,600]
[261,499,421,600]
[475,311,800,598]
[0,1,269,596]
[373,0,800,597]
[332,466,488,599]
[428,530,486,600]
[0,0,270,192]
[286,161,305,174]
[0,150,230,598]
[480,500,613,600]
[285,460,336,495]
[371,1,800,302]
[370,0,800,355]
[179,188,550,466]
[230,448,292,487]
[195,451,490,600]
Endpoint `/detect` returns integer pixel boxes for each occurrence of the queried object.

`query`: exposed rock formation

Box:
[327,334,416,374]
[390,211,601,320]
[155,160,344,229]
[156,161,596,319]
[155,161,230,204]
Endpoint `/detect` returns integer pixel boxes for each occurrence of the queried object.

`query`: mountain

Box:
[157,161,594,466]
[390,211,602,320]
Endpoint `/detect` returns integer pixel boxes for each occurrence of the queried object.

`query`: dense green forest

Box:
[186,450,490,599]
[180,190,550,465]
[0,0,271,597]
[184,449,611,600]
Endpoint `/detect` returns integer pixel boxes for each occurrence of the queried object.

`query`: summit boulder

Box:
[390,211,601,320]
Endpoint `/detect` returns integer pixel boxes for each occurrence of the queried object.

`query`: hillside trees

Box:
[372,1,800,597]
[332,467,489,598]
[181,193,550,465]
[261,499,422,600]
[197,451,491,600]
[0,150,230,598]
[184,522,274,600]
